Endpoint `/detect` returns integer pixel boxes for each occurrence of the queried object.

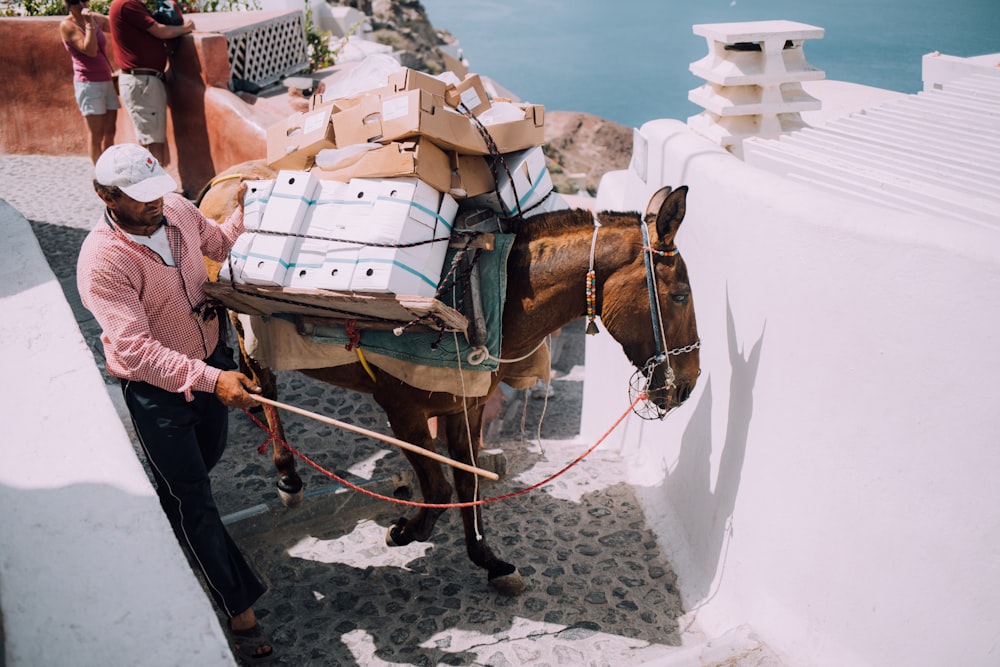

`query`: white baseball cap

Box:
[94,144,177,202]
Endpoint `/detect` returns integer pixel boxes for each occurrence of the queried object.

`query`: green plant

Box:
[304,8,334,72]
[20,0,68,15]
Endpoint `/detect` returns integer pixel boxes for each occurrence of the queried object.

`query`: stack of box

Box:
[227,62,568,300]
[224,170,459,298]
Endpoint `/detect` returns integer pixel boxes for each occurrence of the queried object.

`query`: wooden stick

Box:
[250,395,499,481]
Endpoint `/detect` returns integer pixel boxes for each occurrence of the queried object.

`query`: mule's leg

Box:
[230,314,304,507]
[442,409,525,596]
[379,409,455,547]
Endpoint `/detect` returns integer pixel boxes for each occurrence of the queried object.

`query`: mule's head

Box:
[600,185,700,418]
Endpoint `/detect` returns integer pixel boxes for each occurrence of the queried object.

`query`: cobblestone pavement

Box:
[6,155,695,666]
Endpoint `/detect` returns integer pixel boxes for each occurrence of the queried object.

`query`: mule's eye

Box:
[671,293,689,304]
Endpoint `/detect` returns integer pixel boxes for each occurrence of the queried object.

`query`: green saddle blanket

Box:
[310,233,515,373]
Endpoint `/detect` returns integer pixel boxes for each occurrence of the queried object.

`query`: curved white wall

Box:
[585,120,1000,666]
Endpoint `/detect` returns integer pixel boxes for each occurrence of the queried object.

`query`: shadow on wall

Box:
[667,289,765,605]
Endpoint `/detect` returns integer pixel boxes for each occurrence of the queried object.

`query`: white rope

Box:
[467,335,549,366]
[589,212,601,273]
[449,328,484,542]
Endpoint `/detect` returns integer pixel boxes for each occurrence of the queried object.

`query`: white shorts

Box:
[73,80,120,117]
[119,73,168,144]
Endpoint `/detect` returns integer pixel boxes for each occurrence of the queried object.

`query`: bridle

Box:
[587,211,700,420]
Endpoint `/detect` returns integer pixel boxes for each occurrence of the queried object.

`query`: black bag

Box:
[151,0,182,26]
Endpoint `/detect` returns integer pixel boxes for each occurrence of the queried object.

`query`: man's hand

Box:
[214,370,262,409]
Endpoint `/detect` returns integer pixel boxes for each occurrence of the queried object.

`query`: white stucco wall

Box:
[586,120,1000,666]
[0,201,236,667]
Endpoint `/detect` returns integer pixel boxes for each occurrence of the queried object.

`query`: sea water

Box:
[421,0,1000,128]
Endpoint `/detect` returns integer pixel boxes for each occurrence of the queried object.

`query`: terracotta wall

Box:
[0,17,284,195]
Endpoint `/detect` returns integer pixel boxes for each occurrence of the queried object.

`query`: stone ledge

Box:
[0,200,236,667]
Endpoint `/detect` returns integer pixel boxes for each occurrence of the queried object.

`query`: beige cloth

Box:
[239,315,549,396]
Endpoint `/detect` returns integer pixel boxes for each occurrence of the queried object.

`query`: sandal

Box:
[227,620,275,664]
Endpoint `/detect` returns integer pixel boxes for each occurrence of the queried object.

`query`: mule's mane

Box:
[505,207,642,239]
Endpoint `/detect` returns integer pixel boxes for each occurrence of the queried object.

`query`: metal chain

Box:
[666,340,701,356]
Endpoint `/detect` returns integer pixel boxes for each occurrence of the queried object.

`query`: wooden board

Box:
[204,281,468,333]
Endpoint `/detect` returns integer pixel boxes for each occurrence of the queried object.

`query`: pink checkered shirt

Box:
[78,194,244,401]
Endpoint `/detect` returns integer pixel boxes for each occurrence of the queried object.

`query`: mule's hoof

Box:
[488,570,525,597]
[385,518,408,547]
[277,485,304,508]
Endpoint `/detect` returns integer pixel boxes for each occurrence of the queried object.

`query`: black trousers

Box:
[121,341,265,617]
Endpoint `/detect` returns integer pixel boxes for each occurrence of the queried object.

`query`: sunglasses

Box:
[67,0,90,5]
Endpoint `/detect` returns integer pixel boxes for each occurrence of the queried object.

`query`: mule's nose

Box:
[675,382,693,404]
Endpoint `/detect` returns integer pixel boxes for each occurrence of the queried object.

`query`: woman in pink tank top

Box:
[61,0,120,164]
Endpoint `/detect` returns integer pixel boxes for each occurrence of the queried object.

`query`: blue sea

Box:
[420,0,1000,128]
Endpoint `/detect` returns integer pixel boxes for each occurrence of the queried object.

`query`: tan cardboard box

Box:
[445,74,491,116]
[449,153,495,199]
[331,89,474,152]
[474,103,546,155]
[266,107,337,170]
[442,51,469,79]
[333,89,545,156]
[310,139,452,194]
[383,68,451,99]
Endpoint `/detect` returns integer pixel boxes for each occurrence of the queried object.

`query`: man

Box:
[108,0,193,165]
[77,144,274,663]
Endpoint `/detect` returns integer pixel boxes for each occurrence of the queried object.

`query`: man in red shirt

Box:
[77,144,275,663]
[108,0,193,165]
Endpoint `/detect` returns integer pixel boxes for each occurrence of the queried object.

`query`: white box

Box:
[469,146,553,217]
[329,177,458,244]
[240,234,297,286]
[350,242,449,298]
[287,238,360,290]
[242,180,274,231]
[259,170,319,235]
[300,179,359,240]
[522,191,570,219]
[218,233,254,282]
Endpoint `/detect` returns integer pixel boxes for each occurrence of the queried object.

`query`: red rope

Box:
[243,395,643,509]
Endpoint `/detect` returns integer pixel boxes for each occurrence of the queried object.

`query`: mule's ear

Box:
[651,185,688,244]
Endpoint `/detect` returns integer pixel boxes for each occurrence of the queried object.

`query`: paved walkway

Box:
[2,154,774,666]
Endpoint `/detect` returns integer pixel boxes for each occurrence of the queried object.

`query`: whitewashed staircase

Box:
[742,73,1000,227]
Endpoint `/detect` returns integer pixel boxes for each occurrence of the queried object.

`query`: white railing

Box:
[219,10,310,89]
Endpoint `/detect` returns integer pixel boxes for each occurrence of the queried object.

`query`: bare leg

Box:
[84,114,106,165]
[100,111,117,155]
[146,141,168,167]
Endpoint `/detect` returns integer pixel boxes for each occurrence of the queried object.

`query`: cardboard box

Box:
[240,234,296,286]
[259,170,320,235]
[475,103,545,155]
[383,68,450,99]
[449,153,495,198]
[266,106,337,171]
[334,177,458,244]
[218,233,253,282]
[521,190,571,219]
[441,49,469,79]
[333,88,543,156]
[445,74,491,116]
[310,139,452,194]
[286,238,360,290]
[468,146,553,216]
[350,243,449,298]
[242,180,274,231]
[331,89,467,152]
